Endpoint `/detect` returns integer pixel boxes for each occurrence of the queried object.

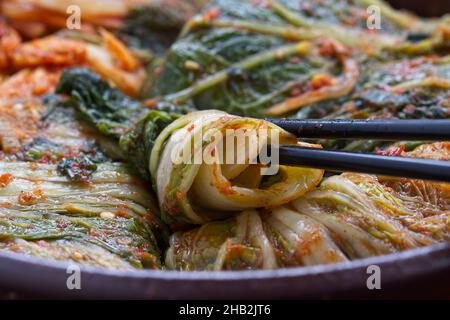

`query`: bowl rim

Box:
[1,241,449,298]
[0,241,449,280]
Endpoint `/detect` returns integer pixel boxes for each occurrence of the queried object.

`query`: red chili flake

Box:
[33,188,46,201]
[311,74,334,90]
[409,58,422,68]
[143,98,159,109]
[187,123,196,132]
[403,104,416,115]
[140,252,158,268]
[376,145,405,157]
[409,56,437,68]
[18,191,40,205]
[38,153,52,164]
[218,181,235,195]
[0,202,13,208]
[341,16,357,26]
[115,210,130,218]
[18,188,45,205]
[289,86,302,97]
[0,173,13,188]
[88,229,101,237]
[345,102,357,113]
[79,179,94,188]
[116,238,132,245]
[392,88,405,94]
[132,247,145,255]
[116,203,131,218]
[72,252,83,261]
[318,41,336,57]
[203,7,221,22]
[176,190,185,201]
[57,220,68,229]
[9,244,22,253]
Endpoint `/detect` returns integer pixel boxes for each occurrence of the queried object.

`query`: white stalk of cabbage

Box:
[0,161,158,219]
[212,210,277,270]
[165,206,348,271]
[292,175,437,258]
[264,207,348,266]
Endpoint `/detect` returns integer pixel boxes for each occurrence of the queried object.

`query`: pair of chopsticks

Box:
[267,119,450,183]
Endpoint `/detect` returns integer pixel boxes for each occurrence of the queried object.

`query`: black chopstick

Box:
[275,145,450,183]
[406,32,431,43]
[268,119,450,141]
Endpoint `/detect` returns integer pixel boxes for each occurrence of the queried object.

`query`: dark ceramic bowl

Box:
[0,1,449,300]
[0,243,449,299]
[388,0,449,17]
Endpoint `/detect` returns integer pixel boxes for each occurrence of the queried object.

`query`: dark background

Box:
[389,0,449,16]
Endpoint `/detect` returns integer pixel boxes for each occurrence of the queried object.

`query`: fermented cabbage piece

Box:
[166,208,347,270]
[166,142,450,271]
[3,0,448,272]
[0,69,125,164]
[0,21,146,97]
[149,110,323,224]
[143,0,448,117]
[299,54,450,120]
[57,68,323,225]
[293,175,429,259]
[2,0,209,59]
[297,53,450,152]
[1,0,208,35]
[120,0,211,54]
[0,161,162,269]
[0,68,163,270]
[293,142,450,257]
[147,36,359,117]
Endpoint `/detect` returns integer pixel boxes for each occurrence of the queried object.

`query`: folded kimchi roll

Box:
[166,208,347,271]
[148,110,323,224]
